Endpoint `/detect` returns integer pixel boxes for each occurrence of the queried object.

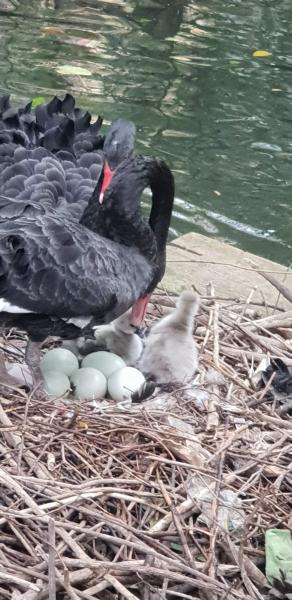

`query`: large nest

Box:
[0,286,291,600]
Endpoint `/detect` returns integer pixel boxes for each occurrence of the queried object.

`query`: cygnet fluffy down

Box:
[77,310,143,365]
[139,291,199,384]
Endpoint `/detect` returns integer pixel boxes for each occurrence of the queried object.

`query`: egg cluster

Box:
[40,348,145,403]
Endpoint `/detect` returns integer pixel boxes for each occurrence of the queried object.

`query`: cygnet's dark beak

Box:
[134,326,146,338]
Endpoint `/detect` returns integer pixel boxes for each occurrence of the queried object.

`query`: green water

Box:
[0,0,291,264]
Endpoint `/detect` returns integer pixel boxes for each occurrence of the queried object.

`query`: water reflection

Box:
[0,0,291,264]
[131,0,185,40]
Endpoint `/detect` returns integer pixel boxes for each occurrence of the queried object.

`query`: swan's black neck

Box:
[80,155,174,272]
[148,158,174,254]
[79,177,103,232]
[80,157,151,254]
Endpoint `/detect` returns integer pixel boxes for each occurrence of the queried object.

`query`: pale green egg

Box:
[108,367,145,403]
[71,367,107,400]
[43,370,71,398]
[41,348,79,376]
[81,351,125,378]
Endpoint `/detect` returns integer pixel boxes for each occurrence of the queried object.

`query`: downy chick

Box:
[139,291,199,384]
[78,310,143,365]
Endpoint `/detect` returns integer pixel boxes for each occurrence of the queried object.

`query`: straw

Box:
[0,286,291,599]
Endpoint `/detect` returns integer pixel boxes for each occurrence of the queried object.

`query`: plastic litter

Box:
[265,529,292,585]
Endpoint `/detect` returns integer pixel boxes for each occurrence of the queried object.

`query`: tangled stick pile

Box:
[0,287,291,600]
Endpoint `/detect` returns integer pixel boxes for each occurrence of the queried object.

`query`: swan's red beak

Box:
[99,160,114,204]
[130,294,151,328]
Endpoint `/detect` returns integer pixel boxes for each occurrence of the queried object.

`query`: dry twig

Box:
[0,288,291,599]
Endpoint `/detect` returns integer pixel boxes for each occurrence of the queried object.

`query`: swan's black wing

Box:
[0,196,153,321]
[0,93,104,156]
[0,144,103,221]
[0,94,104,220]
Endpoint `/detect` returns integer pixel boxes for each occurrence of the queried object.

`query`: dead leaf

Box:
[252,50,272,58]
[40,26,65,35]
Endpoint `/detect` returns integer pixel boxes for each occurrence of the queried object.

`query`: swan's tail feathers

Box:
[0,94,104,156]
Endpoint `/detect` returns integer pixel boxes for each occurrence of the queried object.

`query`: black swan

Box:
[0,93,135,219]
[0,95,174,388]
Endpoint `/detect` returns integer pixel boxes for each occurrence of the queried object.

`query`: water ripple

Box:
[0,0,291,264]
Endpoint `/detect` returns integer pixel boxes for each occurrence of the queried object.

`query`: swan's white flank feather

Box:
[0,299,33,314]
[0,300,91,329]
[66,317,92,328]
